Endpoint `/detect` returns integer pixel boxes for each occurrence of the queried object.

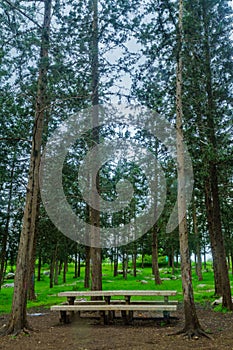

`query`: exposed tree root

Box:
[168,327,213,340]
[0,324,7,336]
[0,321,34,337]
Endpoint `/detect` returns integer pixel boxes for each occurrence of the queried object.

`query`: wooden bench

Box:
[51,303,177,324]
[51,290,178,324]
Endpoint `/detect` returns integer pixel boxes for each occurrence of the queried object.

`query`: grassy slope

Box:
[0,263,232,314]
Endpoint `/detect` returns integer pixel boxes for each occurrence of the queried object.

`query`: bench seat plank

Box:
[51,304,177,311]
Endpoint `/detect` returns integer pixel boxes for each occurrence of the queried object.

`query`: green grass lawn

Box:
[0,262,232,314]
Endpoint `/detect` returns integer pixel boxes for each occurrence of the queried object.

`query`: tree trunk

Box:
[141,251,145,269]
[74,248,81,278]
[171,248,175,275]
[152,224,161,284]
[203,248,207,270]
[63,257,68,284]
[27,226,37,301]
[211,170,232,309]
[54,259,59,285]
[2,0,52,335]
[195,115,221,292]
[74,245,78,278]
[84,246,90,289]
[90,246,102,292]
[0,154,15,288]
[28,203,40,301]
[122,251,128,280]
[78,253,81,277]
[231,252,233,276]
[89,0,102,296]
[175,0,205,338]
[201,0,233,310]
[132,245,137,278]
[113,248,118,277]
[37,250,42,282]
[192,202,203,281]
[58,260,63,275]
[50,244,58,289]
[204,179,222,295]
[151,139,161,284]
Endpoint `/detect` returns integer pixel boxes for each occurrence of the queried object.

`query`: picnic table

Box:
[51,290,178,324]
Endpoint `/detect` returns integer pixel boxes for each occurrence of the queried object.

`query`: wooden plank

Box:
[131,300,178,305]
[72,300,178,305]
[73,300,125,305]
[58,290,177,297]
[51,304,177,312]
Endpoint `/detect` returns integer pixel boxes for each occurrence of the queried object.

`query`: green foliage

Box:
[136,255,170,268]
[213,305,230,314]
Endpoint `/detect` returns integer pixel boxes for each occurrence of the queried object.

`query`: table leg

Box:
[67,296,76,305]
[125,296,133,324]
[100,311,109,325]
[163,296,170,321]
[67,297,76,319]
[104,296,114,322]
[60,310,70,324]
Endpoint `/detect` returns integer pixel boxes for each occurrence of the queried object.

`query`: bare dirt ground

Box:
[0,304,233,350]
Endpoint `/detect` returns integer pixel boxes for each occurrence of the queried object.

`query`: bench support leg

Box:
[100,311,110,325]
[60,310,75,324]
[163,311,170,322]
[121,310,133,325]
[60,311,70,324]
[67,297,76,305]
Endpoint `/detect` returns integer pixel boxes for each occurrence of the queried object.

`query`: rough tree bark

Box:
[192,201,203,281]
[89,0,102,295]
[0,153,16,288]
[201,0,233,310]
[1,0,52,335]
[195,112,222,293]
[50,243,58,289]
[173,0,209,339]
[113,248,118,277]
[204,179,222,295]
[54,258,59,285]
[84,246,91,289]
[132,243,137,278]
[152,224,161,284]
[27,224,38,300]
[74,244,80,278]
[37,250,42,282]
[152,141,161,284]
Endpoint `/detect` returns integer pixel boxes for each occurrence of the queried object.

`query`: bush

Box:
[136,255,169,268]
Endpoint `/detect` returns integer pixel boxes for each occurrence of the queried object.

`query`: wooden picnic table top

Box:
[58,290,177,297]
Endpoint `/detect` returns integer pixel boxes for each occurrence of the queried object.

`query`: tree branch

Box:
[2,0,42,29]
[0,137,31,142]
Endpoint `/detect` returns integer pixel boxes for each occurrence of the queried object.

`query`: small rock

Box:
[211,297,233,305]
[5,272,15,280]
[2,283,14,288]
[140,280,148,284]
[212,297,222,305]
